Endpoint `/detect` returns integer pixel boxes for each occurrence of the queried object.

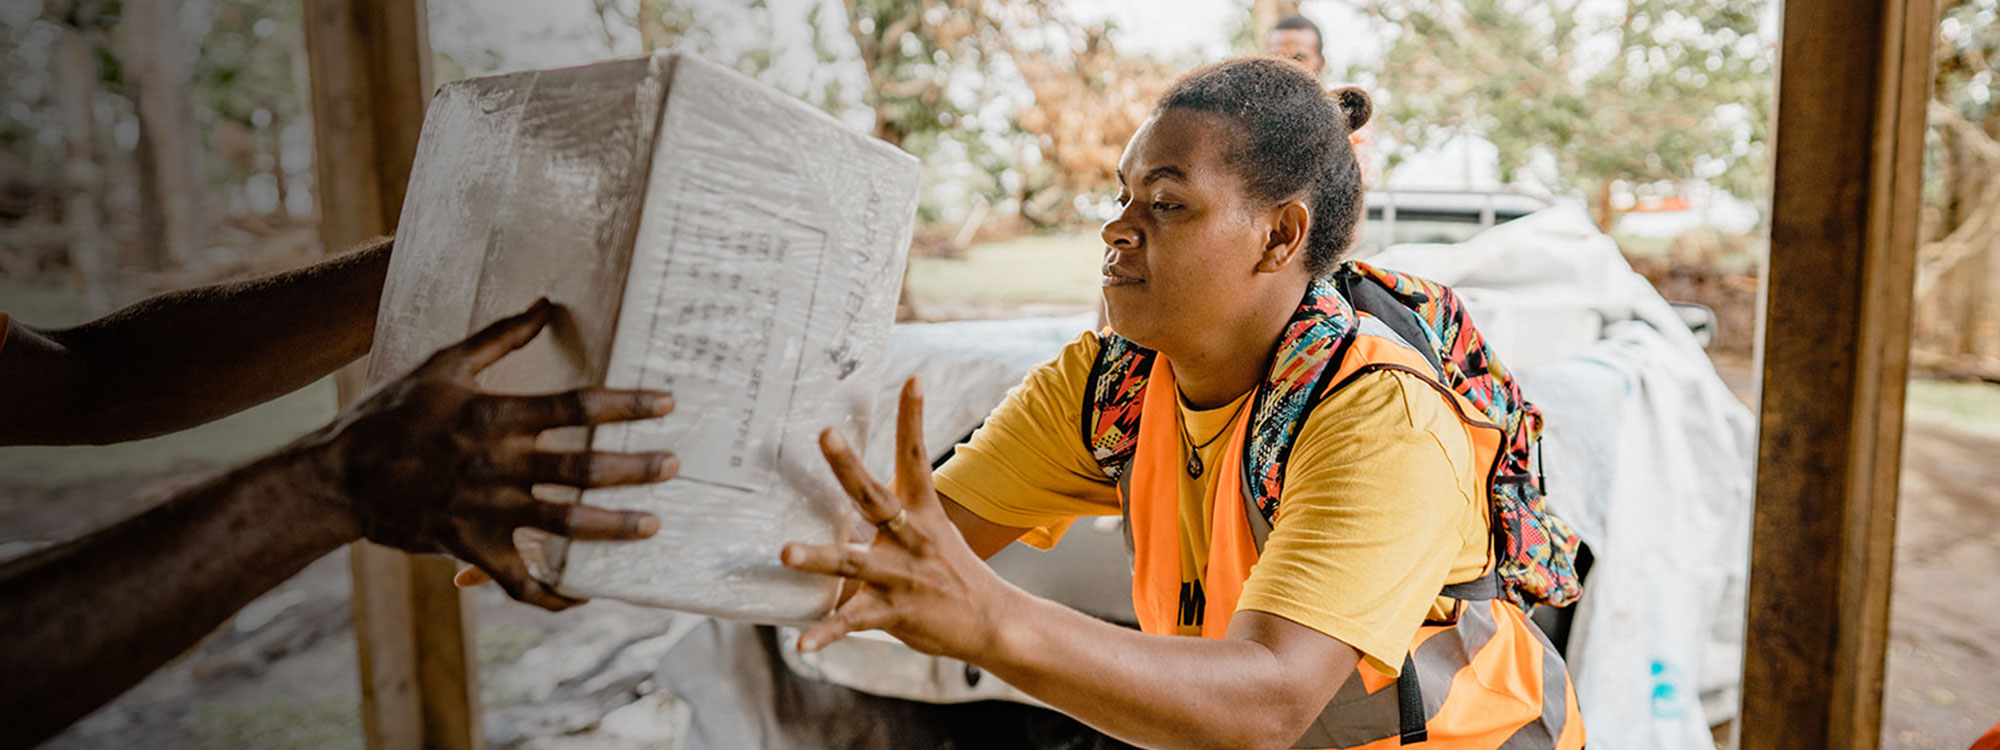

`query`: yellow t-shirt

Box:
[934,331,1490,674]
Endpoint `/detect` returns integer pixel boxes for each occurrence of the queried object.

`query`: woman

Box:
[783,57,1582,750]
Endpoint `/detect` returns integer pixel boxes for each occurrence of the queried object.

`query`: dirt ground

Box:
[1881,420,2000,749]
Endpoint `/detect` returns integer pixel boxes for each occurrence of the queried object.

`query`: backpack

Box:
[1082,260,1584,609]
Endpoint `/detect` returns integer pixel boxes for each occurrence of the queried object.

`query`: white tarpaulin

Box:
[1368,204,1756,749]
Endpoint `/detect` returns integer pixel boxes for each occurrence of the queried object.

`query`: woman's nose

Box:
[1101,213,1140,250]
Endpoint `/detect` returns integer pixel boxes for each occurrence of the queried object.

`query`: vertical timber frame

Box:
[303,2,483,749]
[1743,0,1935,748]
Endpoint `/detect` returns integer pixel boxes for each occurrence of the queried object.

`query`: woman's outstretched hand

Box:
[781,376,1024,658]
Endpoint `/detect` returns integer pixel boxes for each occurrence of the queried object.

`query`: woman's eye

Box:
[1152,201,1180,212]
[1114,194,1131,207]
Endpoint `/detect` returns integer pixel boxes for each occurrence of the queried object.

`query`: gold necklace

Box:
[1176,390,1252,478]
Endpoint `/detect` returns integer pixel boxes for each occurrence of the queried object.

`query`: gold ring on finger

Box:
[877,508,908,535]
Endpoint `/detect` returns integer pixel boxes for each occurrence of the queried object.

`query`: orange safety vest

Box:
[1117,322,1585,749]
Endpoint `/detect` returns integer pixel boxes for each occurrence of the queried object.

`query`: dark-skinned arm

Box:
[0,236,393,446]
[0,300,680,748]
[783,379,1356,750]
[971,591,1356,750]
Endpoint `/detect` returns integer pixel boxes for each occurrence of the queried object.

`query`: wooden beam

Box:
[302,2,482,749]
[304,0,432,245]
[1741,0,1936,748]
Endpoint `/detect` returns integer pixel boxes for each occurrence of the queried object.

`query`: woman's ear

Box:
[1258,200,1311,274]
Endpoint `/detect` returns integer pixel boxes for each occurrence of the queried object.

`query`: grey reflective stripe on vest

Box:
[1356,315,1429,362]
[1293,597,1502,748]
[1117,468,1136,558]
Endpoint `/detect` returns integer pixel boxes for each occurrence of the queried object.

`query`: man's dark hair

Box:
[1271,13,1324,59]
[1155,57,1370,275]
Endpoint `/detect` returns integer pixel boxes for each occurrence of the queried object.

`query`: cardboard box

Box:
[370,52,920,623]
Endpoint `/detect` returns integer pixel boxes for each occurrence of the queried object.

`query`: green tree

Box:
[833,0,1153,228]
[839,0,1062,148]
[192,0,308,217]
[1015,23,1173,228]
[1361,0,1772,230]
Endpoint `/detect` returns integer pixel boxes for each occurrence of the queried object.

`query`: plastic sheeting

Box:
[373,52,921,623]
[1368,205,1756,748]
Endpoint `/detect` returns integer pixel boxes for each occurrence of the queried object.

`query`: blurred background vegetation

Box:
[4,0,1995,370]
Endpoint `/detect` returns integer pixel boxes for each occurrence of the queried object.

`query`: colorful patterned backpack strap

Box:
[1342,260,1584,608]
[1080,267,1582,609]
[1080,331,1157,482]
[1237,275,1359,521]
[1080,278,1357,491]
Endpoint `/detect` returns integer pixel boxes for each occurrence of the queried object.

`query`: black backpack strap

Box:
[1396,652,1428,745]
[1393,572,1499,745]
[1439,572,1500,601]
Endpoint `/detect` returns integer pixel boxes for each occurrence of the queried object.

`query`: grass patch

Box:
[477,621,547,667]
[3,281,117,327]
[906,233,1101,306]
[1906,379,2000,440]
[183,692,362,750]
[0,377,339,488]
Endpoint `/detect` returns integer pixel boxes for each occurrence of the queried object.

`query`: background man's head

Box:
[1268,14,1325,74]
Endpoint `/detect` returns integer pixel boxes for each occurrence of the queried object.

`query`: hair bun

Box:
[1331,86,1372,132]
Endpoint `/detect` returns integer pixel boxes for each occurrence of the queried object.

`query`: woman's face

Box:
[1101,109,1295,352]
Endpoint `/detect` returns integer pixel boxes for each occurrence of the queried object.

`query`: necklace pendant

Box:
[1186,452,1204,478]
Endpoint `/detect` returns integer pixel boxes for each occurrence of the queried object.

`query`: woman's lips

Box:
[1102,269,1145,287]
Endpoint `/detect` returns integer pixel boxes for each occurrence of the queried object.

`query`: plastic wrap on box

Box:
[370,51,920,624]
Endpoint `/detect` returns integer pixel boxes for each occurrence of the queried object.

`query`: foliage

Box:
[1015,24,1173,227]
[1231,0,1302,55]
[1360,0,1772,228]
[1934,0,1998,128]
[191,0,307,211]
[1,1,122,172]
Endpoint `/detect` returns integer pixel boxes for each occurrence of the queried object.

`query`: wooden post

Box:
[1741,0,1936,748]
[302,2,483,749]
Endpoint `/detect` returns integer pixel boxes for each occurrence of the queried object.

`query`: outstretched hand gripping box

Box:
[368,52,920,623]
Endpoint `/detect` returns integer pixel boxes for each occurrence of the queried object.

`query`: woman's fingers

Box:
[797,594,895,653]
[892,376,938,511]
[781,542,910,587]
[818,429,907,529]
